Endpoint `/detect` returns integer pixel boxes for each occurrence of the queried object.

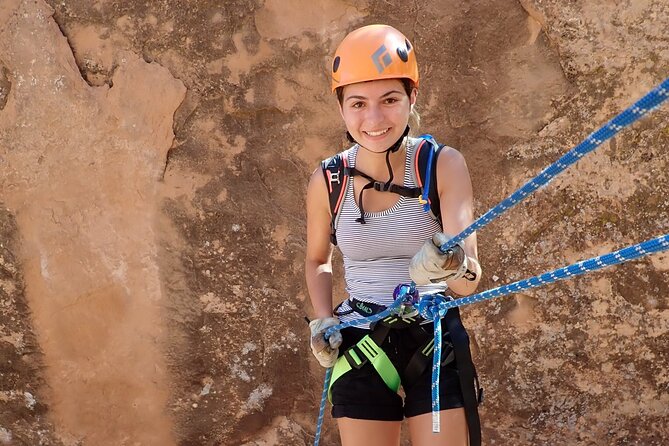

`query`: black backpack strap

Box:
[348,167,422,198]
[321,152,350,245]
[414,137,444,226]
[444,307,483,446]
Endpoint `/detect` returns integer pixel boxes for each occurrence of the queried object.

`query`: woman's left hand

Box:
[409,232,468,285]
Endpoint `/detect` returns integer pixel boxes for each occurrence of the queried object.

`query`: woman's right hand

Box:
[309,317,343,368]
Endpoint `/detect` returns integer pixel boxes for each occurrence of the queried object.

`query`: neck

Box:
[355,139,407,180]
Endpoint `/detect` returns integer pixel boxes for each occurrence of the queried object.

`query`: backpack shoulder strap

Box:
[413,136,444,226]
[321,151,351,245]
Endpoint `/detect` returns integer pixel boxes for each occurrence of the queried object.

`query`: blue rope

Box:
[417,233,669,430]
[437,233,669,310]
[421,78,668,431]
[416,294,450,432]
[442,77,669,250]
[312,367,331,446]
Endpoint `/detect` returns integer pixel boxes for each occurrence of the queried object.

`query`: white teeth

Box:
[365,128,390,137]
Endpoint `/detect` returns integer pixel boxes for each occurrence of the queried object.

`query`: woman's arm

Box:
[305,167,336,318]
[436,147,482,296]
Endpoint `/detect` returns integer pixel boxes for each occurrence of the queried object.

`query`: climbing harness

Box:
[314,285,483,445]
[328,290,481,412]
[312,77,669,446]
[313,288,411,446]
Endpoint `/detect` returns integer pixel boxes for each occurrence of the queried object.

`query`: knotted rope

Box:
[417,294,451,431]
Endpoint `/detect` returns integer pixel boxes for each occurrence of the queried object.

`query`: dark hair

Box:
[336,78,415,105]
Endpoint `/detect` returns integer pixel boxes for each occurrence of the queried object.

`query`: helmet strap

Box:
[388,126,410,153]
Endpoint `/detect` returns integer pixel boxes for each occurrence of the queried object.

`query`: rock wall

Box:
[0,0,667,445]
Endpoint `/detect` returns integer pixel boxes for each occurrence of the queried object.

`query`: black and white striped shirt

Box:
[334,137,447,327]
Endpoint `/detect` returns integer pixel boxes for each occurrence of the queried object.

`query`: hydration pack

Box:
[321,136,444,245]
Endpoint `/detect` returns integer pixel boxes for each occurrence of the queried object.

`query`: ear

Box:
[410,88,418,106]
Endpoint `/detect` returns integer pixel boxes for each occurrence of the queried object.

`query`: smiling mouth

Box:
[363,128,390,137]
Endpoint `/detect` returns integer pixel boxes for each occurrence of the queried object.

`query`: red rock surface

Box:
[0,1,667,444]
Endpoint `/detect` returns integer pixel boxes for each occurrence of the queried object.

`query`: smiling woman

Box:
[339,79,416,154]
[305,24,483,446]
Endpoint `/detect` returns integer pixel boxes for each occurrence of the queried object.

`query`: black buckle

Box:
[373,181,390,192]
[344,346,368,369]
[440,342,455,365]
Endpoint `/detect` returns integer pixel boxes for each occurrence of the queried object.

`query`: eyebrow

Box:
[345,90,404,101]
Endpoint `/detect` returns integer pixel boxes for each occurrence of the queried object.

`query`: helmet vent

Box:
[333,56,341,73]
[397,47,408,62]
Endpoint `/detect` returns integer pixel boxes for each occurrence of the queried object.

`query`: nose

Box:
[364,103,384,125]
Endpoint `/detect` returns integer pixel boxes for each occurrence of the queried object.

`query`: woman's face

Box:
[339,79,416,153]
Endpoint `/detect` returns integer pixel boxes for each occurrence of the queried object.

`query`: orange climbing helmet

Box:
[331,24,419,92]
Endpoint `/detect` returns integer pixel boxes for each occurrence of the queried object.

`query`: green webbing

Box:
[328,355,352,402]
[421,338,435,355]
[328,335,401,402]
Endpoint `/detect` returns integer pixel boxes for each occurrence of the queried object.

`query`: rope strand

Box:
[444,77,669,250]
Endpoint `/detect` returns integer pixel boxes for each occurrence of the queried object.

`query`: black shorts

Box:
[330,320,465,421]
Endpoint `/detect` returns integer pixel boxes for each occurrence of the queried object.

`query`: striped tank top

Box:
[334,137,447,328]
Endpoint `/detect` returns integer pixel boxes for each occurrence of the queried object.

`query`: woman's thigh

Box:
[337,418,401,446]
[407,408,468,446]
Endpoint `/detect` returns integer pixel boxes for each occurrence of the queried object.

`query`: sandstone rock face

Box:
[0,0,667,445]
[0,1,184,444]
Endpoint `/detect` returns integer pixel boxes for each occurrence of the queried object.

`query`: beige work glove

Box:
[409,232,468,285]
[309,317,343,368]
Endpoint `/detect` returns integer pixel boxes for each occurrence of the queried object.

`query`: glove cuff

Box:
[450,251,468,281]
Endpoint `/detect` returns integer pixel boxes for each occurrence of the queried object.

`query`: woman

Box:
[305,24,482,446]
